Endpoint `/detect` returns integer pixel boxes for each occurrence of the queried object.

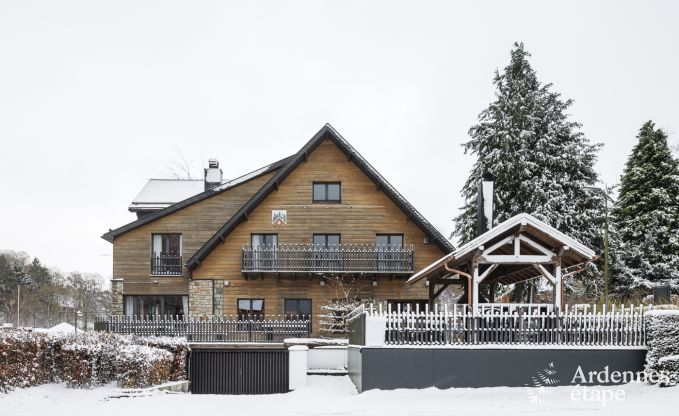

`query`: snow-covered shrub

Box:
[115,344,173,388]
[0,330,188,392]
[0,330,50,392]
[645,310,679,387]
[132,336,189,381]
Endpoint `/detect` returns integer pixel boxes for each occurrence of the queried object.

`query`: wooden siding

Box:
[192,138,447,331]
[112,172,275,295]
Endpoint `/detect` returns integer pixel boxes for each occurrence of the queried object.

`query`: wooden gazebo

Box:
[406,213,597,313]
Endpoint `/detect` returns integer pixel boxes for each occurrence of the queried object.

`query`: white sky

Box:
[1,1,678,280]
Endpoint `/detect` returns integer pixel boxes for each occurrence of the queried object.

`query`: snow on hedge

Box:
[0,330,188,393]
[645,310,679,387]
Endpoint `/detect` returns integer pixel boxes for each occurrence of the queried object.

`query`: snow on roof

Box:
[406,213,597,285]
[129,179,206,211]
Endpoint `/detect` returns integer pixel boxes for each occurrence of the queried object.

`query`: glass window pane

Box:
[251,235,264,247]
[390,235,403,247]
[327,235,340,246]
[300,300,312,316]
[238,299,251,312]
[376,235,389,247]
[251,299,264,311]
[313,183,326,200]
[284,300,298,316]
[327,184,340,200]
[165,235,181,254]
[313,235,326,246]
[266,235,278,246]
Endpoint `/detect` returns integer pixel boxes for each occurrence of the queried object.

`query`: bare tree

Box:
[318,275,363,336]
[166,148,200,179]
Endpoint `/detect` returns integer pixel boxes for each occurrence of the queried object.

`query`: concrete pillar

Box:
[189,279,214,316]
[365,315,387,346]
[288,345,308,390]
[111,279,124,315]
[213,280,224,316]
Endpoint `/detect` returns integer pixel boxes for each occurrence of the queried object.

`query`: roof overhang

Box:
[406,213,597,286]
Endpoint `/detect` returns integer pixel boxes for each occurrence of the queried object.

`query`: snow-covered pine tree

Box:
[612,121,679,293]
[454,43,604,300]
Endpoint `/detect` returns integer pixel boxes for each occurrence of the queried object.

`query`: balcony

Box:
[242,244,414,275]
[151,254,183,276]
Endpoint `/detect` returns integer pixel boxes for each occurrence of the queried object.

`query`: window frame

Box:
[312,233,341,247]
[237,298,265,319]
[284,298,312,321]
[312,182,342,203]
[151,233,183,256]
[375,233,404,248]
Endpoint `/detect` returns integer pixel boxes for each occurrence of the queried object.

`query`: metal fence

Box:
[105,315,311,343]
[242,244,414,273]
[353,303,648,347]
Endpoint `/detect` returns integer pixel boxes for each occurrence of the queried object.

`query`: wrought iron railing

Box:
[105,315,311,343]
[150,254,183,275]
[242,244,414,273]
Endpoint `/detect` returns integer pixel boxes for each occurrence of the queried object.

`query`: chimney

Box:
[476,174,494,236]
[204,158,223,190]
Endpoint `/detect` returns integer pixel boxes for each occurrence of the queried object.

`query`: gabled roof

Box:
[129,179,205,212]
[406,213,597,285]
[101,156,291,242]
[186,123,454,270]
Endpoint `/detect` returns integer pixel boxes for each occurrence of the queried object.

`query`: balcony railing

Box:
[242,244,414,274]
[151,254,183,275]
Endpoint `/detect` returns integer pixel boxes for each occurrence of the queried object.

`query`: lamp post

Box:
[585,185,611,308]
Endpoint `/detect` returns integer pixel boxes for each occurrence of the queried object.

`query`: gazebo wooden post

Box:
[428,276,435,310]
[471,262,479,315]
[554,258,562,314]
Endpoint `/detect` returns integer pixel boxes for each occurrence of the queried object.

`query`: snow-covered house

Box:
[102,124,454,334]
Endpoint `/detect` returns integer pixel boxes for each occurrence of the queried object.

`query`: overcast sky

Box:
[1,1,678,280]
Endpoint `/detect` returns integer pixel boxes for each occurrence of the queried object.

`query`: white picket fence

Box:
[354,303,648,347]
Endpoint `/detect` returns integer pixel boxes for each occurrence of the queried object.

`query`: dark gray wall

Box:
[348,347,647,392]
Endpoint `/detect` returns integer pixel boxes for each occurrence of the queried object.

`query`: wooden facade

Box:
[105,125,452,335]
[192,139,446,333]
[111,172,275,295]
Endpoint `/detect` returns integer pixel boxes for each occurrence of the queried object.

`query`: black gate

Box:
[189,349,289,394]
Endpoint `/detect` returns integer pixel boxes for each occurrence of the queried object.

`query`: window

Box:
[123,295,188,317]
[313,182,341,203]
[238,299,265,319]
[376,234,405,271]
[284,299,312,320]
[250,234,278,270]
[251,234,278,247]
[375,234,403,248]
[313,234,341,269]
[151,234,182,275]
[313,234,340,247]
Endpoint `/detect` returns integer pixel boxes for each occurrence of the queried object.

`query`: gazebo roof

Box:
[407,213,597,286]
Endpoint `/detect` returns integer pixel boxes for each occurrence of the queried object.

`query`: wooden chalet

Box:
[102,124,454,334]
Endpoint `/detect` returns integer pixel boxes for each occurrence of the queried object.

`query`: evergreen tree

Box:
[612,121,679,293]
[454,43,604,299]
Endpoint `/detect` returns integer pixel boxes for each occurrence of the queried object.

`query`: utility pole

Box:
[603,190,609,308]
[585,185,610,309]
[17,284,20,328]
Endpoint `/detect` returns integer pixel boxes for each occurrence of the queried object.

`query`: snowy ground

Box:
[1,376,677,416]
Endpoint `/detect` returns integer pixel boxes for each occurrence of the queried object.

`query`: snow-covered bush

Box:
[0,329,188,392]
[645,310,679,387]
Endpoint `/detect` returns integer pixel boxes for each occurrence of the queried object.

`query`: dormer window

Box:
[313,182,341,203]
[151,234,182,275]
